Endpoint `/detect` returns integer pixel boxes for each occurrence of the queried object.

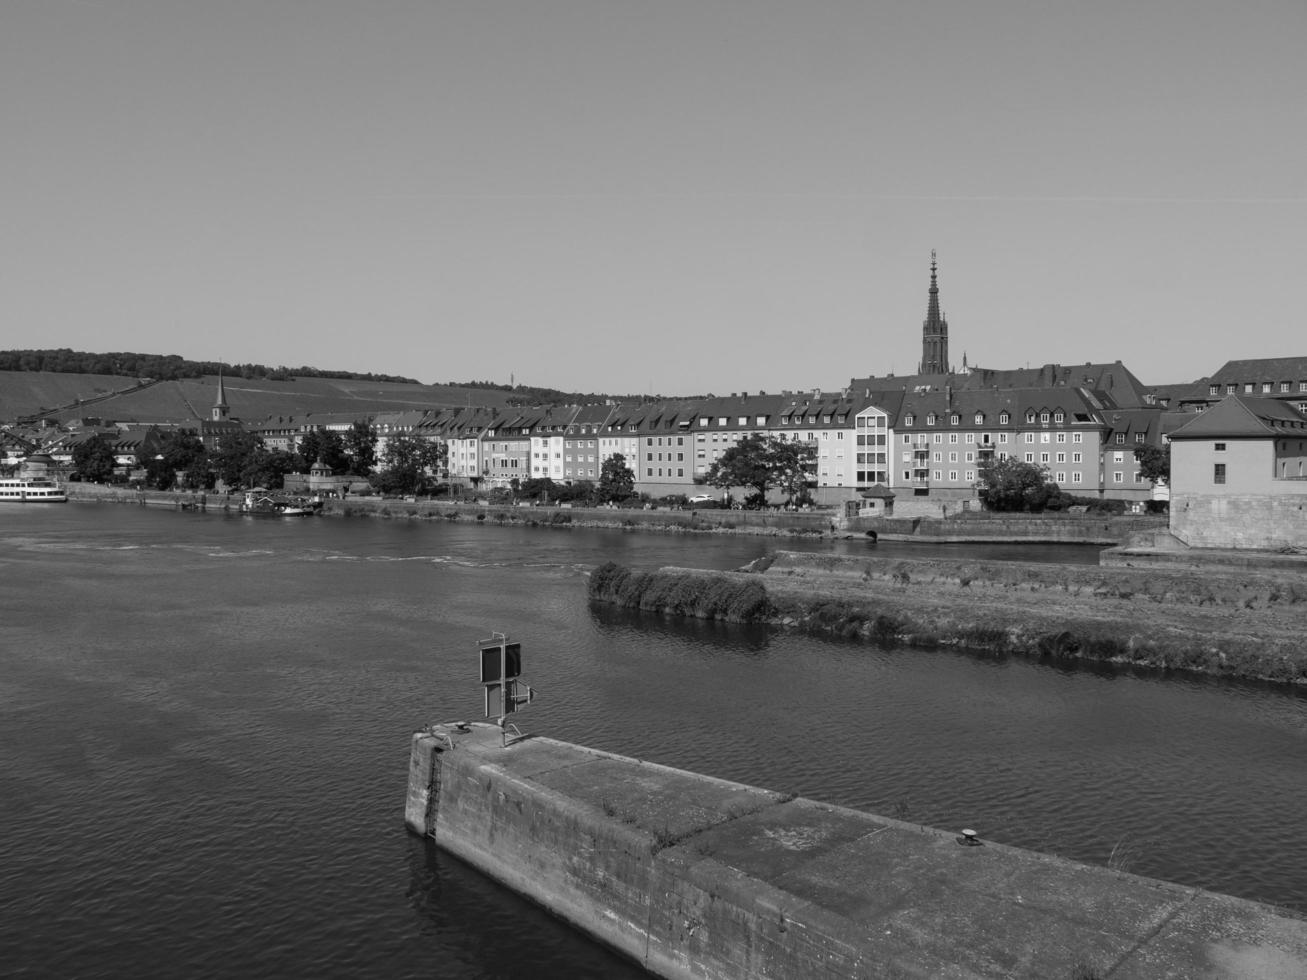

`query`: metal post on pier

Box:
[477,632,536,746]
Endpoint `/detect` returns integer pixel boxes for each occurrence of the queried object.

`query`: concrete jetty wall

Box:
[406,723,1307,980]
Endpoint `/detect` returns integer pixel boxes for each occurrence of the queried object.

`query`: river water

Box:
[2,504,1304,979]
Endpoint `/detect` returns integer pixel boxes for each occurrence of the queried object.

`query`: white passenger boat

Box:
[0,477,69,503]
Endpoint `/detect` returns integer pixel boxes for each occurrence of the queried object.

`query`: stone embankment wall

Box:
[1171,490,1307,550]
[588,552,1307,684]
[406,723,1307,980]
[854,512,1166,544]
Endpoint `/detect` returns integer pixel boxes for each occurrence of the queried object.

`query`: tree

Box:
[596,453,636,503]
[71,434,116,483]
[1134,444,1171,485]
[703,434,817,507]
[343,420,378,475]
[370,433,444,495]
[210,430,265,488]
[242,448,300,490]
[138,429,206,490]
[296,429,349,475]
[975,456,1063,512]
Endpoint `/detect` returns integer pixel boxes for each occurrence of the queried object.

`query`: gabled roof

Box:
[1168,394,1307,440]
[1207,357,1307,384]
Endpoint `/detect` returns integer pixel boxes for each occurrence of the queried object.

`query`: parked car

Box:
[687,493,716,504]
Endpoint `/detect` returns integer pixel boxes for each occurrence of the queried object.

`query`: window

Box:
[949,433,958,444]
[949,471,958,482]
[1262,383,1272,393]
[1214,463,1226,484]
[965,470,975,481]
[1116,434,1126,444]
[1209,385,1219,396]
[949,451,957,462]
[1055,472,1066,483]
[1244,383,1254,393]
[1225,384,1236,394]
[974,413,983,424]
[904,414,914,426]
[1214,442,1226,452]
[926,413,936,425]
[1073,452,1082,463]
[1040,452,1049,463]
[965,433,975,443]
[1072,472,1083,484]
[1025,433,1035,444]
[1056,433,1066,444]
[1135,433,1146,442]
[1114,452,1124,463]
[950,414,960,425]
[1056,452,1065,463]
[1281,382,1290,393]
[999,412,1010,425]
[1024,452,1034,462]
[1113,472,1124,483]
[1054,411,1064,423]
[1073,433,1083,444]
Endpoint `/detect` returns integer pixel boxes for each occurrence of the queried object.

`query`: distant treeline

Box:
[0,349,661,406]
[0,349,421,384]
[452,379,661,406]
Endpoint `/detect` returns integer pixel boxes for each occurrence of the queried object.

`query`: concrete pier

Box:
[406,723,1307,979]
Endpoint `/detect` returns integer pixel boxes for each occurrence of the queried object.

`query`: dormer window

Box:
[950,414,960,425]
[1026,412,1036,424]
[974,413,983,425]
[822,415,831,424]
[904,414,914,426]
[999,412,1010,425]
[926,413,936,426]
[1054,411,1065,423]
[1040,412,1050,424]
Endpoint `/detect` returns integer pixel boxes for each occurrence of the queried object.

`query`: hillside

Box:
[1,371,521,424]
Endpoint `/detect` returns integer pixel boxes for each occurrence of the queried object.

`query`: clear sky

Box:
[4,1,1304,396]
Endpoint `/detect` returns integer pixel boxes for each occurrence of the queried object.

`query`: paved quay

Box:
[407,723,1307,979]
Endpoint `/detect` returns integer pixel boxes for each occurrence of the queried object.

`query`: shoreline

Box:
[64,483,1164,545]
[587,552,1307,687]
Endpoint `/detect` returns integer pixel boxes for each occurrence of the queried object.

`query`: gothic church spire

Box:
[918,251,951,375]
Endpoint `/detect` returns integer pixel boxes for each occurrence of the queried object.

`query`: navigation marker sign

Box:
[477,633,536,744]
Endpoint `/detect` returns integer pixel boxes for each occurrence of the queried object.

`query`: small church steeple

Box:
[212,368,230,422]
[918,251,951,375]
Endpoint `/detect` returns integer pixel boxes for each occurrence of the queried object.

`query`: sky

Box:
[3,1,1305,397]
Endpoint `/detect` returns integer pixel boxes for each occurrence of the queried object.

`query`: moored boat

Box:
[0,478,69,503]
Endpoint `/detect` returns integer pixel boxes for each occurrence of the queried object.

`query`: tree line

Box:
[69,421,449,495]
[0,349,418,384]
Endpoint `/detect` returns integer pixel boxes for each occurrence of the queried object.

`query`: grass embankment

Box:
[588,553,1307,685]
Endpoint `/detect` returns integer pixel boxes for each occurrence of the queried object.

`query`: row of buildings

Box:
[5,260,1307,529]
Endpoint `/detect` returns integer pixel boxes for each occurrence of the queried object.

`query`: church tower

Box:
[918,251,951,375]
[212,368,230,422]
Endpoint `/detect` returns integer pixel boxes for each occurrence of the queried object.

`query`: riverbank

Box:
[588,552,1307,685]
[64,483,1165,545]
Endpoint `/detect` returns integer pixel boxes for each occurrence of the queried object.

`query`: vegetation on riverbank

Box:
[587,555,1307,686]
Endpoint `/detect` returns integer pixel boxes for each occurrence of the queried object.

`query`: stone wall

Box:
[406,724,1307,979]
[1171,490,1307,549]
